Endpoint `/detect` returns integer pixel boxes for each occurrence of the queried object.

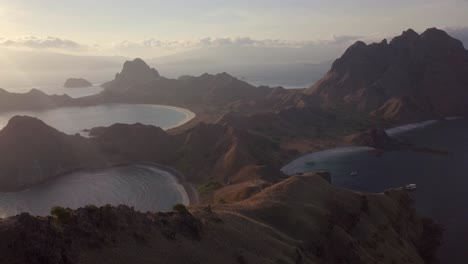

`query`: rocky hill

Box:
[0,88,71,113]
[307,28,468,122]
[0,173,442,264]
[64,78,93,88]
[0,116,106,191]
[91,121,287,186]
[101,58,160,91]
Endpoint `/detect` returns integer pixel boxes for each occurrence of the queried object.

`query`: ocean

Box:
[0,165,189,218]
[283,118,468,264]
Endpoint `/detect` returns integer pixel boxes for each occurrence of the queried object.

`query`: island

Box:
[64,78,93,88]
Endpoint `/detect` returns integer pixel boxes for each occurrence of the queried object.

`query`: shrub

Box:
[84,204,98,211]
[360,195,369,214]
[198,182,223,194]
[218,198,227,204]
[173,203,189,214]
[50,206,72,224]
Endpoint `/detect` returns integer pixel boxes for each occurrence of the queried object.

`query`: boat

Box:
[349,171,358,176]
[405,184,417,191]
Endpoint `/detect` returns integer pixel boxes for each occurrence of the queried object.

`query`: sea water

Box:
[282,118,468,264]
[0,165,189,218]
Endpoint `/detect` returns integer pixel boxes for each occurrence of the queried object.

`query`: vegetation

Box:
[173,203,189,214]
[197,182,223,194]
[419,217,444,263]
[84,204,98,211]
[360,195,369,214]
[50,206,73,224]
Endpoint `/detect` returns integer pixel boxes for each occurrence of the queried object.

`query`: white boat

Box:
[350,171,358,176]
[405,184,417,191]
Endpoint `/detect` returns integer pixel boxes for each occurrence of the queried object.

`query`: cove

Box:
[0,165,189,218]
[0,103,195,135]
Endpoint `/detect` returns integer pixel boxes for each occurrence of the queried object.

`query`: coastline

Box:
[134,162,200,205]
[153,104,196,130]
[281,117,463,176]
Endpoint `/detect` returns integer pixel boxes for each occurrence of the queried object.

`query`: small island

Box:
[64,78,93,88]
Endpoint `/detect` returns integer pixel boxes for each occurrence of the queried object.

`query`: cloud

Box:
[0,36,86,51]
[114,35,364,52]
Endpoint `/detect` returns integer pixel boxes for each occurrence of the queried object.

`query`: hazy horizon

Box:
[1,1,468,88]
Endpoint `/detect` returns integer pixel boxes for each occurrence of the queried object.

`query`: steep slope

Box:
[0,88,71,113]
[101,58,160,91]
[89,58,276,110]
[307,28,468,122]
[0,174,442,264]
[0,116,106,191]
[91,121,287,185]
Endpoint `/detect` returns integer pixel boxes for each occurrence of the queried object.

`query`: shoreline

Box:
[281,117,464,176]
[59,162,200,206]
[153,104,196,130]
[133,162,199,205]
[0,163,200,210]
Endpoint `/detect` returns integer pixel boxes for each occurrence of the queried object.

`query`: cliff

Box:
[0,174,442,264]
[307,28,468,122]
[0,116,106,191]
[345,128,398,149]
[101,58,160,91]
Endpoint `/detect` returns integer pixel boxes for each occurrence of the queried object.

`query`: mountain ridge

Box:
[307,28,468,122]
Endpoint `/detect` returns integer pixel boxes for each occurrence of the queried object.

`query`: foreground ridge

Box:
[0,174,442,264]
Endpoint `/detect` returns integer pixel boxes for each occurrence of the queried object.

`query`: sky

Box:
[0,0,467,57]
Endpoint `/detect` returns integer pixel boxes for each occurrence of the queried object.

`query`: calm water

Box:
[282,118,468,264]
[4,85,104,98]
[0,104,191,135]
[0,165,189,218]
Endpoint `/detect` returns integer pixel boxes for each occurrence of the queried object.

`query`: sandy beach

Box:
[155,104,196,130]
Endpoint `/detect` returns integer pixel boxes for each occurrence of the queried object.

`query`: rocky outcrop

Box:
[0,174,442,264]
[64,78,93,88]
[0,116,106,191]
[101,58,160,91]
[345,128,398,149]
[307,28,468,122]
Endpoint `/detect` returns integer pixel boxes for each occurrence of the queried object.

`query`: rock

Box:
[0,116,106,191]
[64,78,93,88]
[101,58,160,90]
[345,128,398,149]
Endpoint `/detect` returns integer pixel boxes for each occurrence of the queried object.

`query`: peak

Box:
[102,58,161,89]
[420,27,465,50]
[216,72,235,79]
[26,88,47,95]
[122,58,155,71]
[389,28,421,46]
[125,58,149,67]
[6,115,46,126]
[349,41,367,49]
[2,116,54,134]
[422,27,446,36]
[420,27,453,41]
[402,28,419,38]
